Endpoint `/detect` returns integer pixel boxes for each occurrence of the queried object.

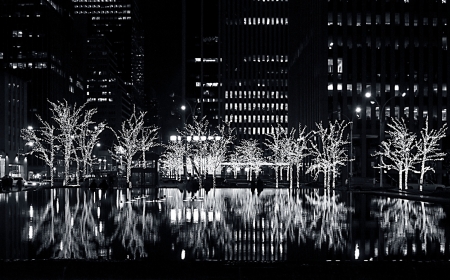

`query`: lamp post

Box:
[171,93,197,180]
[364,91,407,187]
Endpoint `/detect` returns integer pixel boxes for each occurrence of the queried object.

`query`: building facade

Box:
[72,0,145,147]
[0,0,85,178]
[290,0,450,184]
[177,0,289,143]
[219,0,289,142]
[0,72,27,179]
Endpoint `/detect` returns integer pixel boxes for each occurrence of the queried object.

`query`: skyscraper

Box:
[0,0,84,177]
[178,0,289,143]
[290,0,450,183]
[220,0,289,142]
[72,0,145,145]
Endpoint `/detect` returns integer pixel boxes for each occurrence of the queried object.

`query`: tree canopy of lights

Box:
[306,120,351,189]
[72,107,107,185]
[292,124,312,188]
[111,106,159,188]
[234,139,264,181]
[22,99,107,186]
[415,116,447,190]
[374,118,420,190]
[159,140,186,181]
[49,99,91,186]
[206,122,235,188]
[176,116,234,189]
[373,117,447,191]
[264,123,291,188]
[21,115,58,187]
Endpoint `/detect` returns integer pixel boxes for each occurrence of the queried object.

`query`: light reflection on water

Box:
[0,187,448,261]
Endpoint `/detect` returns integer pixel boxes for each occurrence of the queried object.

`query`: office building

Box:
[0,72,27,178]
[0,0,85,177]
[72,0,145,146]
[290,0,450,182]
[220,0,289,142]
[178,0,289,143]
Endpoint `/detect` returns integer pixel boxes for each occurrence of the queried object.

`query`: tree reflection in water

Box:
[30,189,100,259]
[372,198,446,257]
[302,189,352,251]
[18,187,449,261]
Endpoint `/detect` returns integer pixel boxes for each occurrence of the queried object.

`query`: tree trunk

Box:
[126,157,132,188]
[289,164,293,189]
[275,165,279,189]
[398,169,403,190]
[420,159,426,191]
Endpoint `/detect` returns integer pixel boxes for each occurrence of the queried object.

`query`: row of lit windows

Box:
[91,16,130,20]
[236,126,282,136]
[243,18,288,25]
[360,106,448,122]
[226,18,288,25]
[329,36,448,50]
[194,58,219,63]
[329,82,445,92]
[87,78,116,83]
[225,115,288,124]
[225,90,288,99]
[225,103,287,111]
[195,82,220,87]
[229,80,288,87]
[9,62,47,69]
[74,10,130,14]
[243,55,288,63]
[74,4,130,8]
[87,97,113,102]
[328,13,448,27]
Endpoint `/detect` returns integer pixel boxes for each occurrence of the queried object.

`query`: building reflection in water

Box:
[0,187,448,261]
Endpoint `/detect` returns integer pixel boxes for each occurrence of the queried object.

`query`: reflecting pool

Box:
[1,187,449,262]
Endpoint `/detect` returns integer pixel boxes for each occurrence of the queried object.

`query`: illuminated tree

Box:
[160,140,186,180]
[49,100,90,186]
[207,123,235,188]
[73,109,107,183]
[111,107,159,188]
[235,139,264,181]
[306,120,351,189]
[265,124,290,188]
[21,115,58,186]
[278,128,297,189]
[292,124,312,188]
[372,118,418,190]
[179,116,211,187]
[415,116,447,189]
[226,152,241,179]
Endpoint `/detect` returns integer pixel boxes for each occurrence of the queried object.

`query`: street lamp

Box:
[365,91,407,187]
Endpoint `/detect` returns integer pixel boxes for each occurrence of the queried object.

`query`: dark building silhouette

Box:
[0,0,84,178]
[72,0,146,147]
[0,72,27,178]
[290,0,450,183]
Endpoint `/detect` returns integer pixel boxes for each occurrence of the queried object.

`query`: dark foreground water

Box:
[1,187,450,279]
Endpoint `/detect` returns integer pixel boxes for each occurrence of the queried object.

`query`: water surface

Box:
[1,187,449,262]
